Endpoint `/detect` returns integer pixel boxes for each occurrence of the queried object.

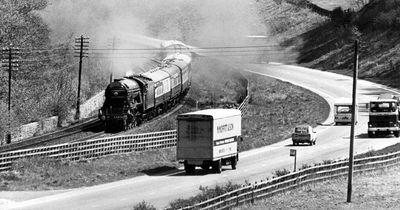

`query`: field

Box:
[235,165,400,210]
[0,56,329,190]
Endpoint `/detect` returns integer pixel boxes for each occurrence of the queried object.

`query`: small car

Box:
[292,125,317,146]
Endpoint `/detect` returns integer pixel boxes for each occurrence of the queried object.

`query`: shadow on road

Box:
[141,166,179,176]
[169,168,233,176]
[284,143,313,147]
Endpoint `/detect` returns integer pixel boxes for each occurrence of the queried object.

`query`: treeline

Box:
[0,0,110,138]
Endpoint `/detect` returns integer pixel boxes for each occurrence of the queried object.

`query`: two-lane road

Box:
[2,63,400,210]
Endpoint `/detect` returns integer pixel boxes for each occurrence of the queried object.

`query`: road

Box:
[2,63,400,210]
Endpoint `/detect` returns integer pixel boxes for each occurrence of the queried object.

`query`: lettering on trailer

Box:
[219,146,232,154]
[214,137,236,146]
[213,142,237,156]
[217,123,234,134]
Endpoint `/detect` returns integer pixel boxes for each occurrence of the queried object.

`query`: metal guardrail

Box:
[177,150,400,210]
[0,76,251,172]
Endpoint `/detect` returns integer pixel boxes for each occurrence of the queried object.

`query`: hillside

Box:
[266,0,400,89]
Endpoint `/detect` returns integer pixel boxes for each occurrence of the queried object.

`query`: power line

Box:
[16,44,286,52]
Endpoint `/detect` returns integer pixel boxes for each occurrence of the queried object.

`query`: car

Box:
[292,125,317,146]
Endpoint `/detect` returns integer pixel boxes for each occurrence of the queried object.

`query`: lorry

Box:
[176,109,241,174]
[334,98,357,125]
[368,98,400,137]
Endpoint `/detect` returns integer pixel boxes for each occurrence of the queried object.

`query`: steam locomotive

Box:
[99,41,192,131]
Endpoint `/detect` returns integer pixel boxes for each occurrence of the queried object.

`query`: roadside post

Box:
[347,39,359,203]
[290,149,297,172]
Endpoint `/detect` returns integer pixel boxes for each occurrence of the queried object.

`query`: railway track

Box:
[0,103,184,153]
[0,118,104,153]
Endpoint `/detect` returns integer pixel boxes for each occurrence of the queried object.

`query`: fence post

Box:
[251,185,255,204]
[236,191,239,207]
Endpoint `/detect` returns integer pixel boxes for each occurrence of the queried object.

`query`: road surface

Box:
[1,63,400,210]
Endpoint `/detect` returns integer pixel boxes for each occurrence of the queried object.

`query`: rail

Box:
[177,150,400,210]
[0,75,250,172]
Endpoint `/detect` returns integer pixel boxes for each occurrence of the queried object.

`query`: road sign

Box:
[290,149,296,156]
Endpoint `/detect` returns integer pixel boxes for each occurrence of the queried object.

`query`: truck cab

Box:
[368,99,400,137]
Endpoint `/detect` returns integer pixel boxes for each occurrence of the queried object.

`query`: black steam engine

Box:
[99,52,192,131]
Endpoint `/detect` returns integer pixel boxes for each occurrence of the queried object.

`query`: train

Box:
[98,41,192,131]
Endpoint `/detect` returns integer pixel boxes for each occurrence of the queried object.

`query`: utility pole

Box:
[1,45,19,144]
[74,36,89,120]
[347,39,359,202]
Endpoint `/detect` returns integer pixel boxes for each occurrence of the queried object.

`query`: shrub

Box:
[168,181,241,209]
[299,163,312,170]
[273,168,291,177]
[132,201,156,210]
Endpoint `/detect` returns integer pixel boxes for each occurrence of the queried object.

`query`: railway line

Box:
[0,103,185,153]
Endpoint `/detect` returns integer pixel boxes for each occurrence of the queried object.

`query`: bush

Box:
[132,201,156,210]
[299,163,312,170]
[168,182,241,209]
[273,168,291,177]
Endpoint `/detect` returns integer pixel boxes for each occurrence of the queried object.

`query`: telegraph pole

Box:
[347,39,359,202]
[1,45,19,144]
[74,36,89,120]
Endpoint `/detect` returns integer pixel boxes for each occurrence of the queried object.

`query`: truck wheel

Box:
[184,161,195,174]
[368,131,373,138]
[201,164,210,170]
[395,131,399,138]
[212,160,222,173]
[231,156,237,170]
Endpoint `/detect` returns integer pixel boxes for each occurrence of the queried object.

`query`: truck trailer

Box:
[177,109,241,174]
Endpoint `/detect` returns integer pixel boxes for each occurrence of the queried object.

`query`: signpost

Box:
[290,149,297,172]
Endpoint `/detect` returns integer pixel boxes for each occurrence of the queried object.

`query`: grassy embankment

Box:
[235,165,400,210]
[0,55,329,191]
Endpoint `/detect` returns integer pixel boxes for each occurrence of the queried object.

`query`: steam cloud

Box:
[40,0,277,76]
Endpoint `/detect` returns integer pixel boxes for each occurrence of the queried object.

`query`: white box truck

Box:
[177,109,241,174]
[334,98,358,125]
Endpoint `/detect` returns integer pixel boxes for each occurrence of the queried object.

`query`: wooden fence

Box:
[0,130,177,171]
[177,150,400,210]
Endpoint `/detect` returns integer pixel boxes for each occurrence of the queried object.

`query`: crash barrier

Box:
[177,150,400,210]
[0,76,250,172]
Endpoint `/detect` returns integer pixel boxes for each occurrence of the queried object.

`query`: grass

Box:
[0,148,178,190]
[235,165,400,210]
